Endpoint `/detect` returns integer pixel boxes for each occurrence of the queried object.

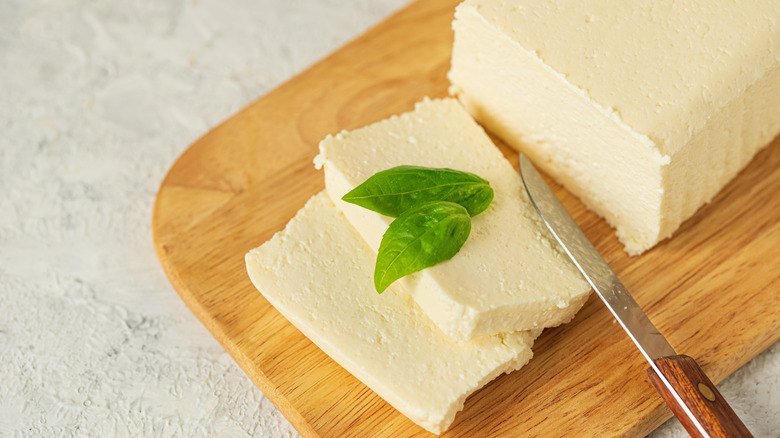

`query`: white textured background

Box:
[0,0,777,436]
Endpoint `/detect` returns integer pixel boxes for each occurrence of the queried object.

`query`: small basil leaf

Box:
[342,165,494,218]
[374,201,471,293]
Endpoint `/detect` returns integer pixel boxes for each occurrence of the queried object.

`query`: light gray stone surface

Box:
[0,0,776,436]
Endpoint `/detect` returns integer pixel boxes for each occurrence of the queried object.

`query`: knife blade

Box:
[518,153,752,438]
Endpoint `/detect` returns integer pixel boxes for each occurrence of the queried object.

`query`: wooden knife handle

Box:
[647,355,752,437]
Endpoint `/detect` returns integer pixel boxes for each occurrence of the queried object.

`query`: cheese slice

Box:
[316,98,590,341]
[448,0,780,255]
[246,192,538,434]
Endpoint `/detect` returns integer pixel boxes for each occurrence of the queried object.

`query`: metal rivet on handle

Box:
[697,382,716,402]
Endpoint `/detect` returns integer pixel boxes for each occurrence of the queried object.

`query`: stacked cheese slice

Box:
[317,98,590,341]
[246,193,539,434]
[449,0,780,255]
[246,98,590,434]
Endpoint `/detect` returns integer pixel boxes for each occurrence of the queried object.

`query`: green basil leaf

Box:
[374,201,471,293]
[342,165,494,218]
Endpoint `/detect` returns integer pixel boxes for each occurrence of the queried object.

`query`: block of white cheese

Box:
[316,98,590,341]
[246,192,538,434]
[448,0,780,255]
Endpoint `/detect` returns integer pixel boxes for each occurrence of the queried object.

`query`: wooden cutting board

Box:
[152,0,780,436]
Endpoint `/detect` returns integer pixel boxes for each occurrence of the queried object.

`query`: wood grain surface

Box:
[152,0,780,436]
[647,356,753,437]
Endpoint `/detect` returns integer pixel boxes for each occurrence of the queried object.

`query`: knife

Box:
[518,154,752,438]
